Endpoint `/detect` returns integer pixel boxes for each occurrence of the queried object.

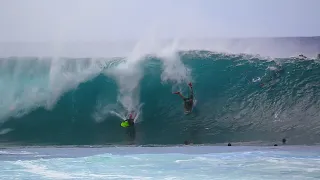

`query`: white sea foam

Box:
[1,146,320,180]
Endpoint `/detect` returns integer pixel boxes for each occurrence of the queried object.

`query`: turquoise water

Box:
[0,51,320,145]
[1,146,320,179]
[0,38,320,179]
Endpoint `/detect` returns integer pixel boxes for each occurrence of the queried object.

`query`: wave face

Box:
[0,51,320,145]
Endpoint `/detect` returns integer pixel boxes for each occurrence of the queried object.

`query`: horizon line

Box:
[1,36,320,44]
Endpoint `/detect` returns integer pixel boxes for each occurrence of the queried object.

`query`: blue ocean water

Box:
[0,50,319,145]
[0,37,320,179]
[1,146,320,179]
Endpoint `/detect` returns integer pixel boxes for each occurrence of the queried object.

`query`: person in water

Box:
[123,113,135,127]
[174,82,194,112]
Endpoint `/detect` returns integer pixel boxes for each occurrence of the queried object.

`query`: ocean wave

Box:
[0,51,319,145]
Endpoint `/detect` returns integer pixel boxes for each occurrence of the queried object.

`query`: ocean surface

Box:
[1,146,320,179]
[0,48,319,145]
[0,37,320,179]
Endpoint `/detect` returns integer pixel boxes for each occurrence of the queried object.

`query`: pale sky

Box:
[1,0,319,42]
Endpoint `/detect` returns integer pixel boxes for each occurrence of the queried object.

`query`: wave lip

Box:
[1,36,320,58]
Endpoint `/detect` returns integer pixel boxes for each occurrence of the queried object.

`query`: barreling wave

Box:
[0,51,319,145]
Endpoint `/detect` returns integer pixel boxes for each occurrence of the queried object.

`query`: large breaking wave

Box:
[0,50,319,145]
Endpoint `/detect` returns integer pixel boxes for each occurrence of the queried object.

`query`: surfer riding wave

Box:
[173,82,194,113]
[121,112,136,128]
